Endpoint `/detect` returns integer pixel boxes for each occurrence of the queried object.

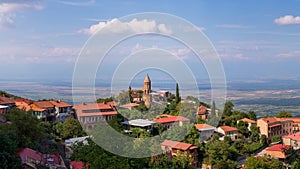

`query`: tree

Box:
[175,83,181,104]
[223,101,234,117]
[62,117,85,139]
[250,124,260,142]
[237,121,250,137]
[271,135,281,143]
[276,110,292,118]
[244,155,284,169]
[260,135,267,146]
[7,108,47,148]
[248,111,257,121]
[96,97,113,103]
[0,130,22,169]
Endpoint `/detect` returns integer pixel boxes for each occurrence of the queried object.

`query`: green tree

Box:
[0,130,22,169]
[223,101,234,117]
[276,110,292,118]
[237,121,250,137]
[62,117,85,139]
[260,134,267,146]
[250,124,260,142]
[96,97,113,103]
[7,108,46,148]
[248,111,257,120]
[244,155,283,169]
[175,83,181,104]
[271,135,281,143]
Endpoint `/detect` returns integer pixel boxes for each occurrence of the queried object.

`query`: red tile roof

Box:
[153,115,189,124]
[219,126,238,132]
[15,101,31,111]
[17,148,62,166]
[195,124,215,130]
[161,140,197,151]
[266,144,292,152]
[74,103,118,117]
[283,132,300,141]
[0,96,15,105]
[49,100,72,108]
[239,118,256,124]
[70,161,89,169]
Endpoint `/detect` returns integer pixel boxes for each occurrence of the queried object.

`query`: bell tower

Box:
[142,74,151,108]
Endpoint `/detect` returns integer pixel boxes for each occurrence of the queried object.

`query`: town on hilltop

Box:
[1,75,300,169]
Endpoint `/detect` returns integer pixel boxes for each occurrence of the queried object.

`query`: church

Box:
[129,74,152,108]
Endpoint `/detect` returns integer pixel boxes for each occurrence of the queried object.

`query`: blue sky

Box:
[1,0,300,82]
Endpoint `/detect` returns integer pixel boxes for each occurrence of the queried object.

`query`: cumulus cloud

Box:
[0,1,43,30]
[79,18,173,35]
[274,15,300,25]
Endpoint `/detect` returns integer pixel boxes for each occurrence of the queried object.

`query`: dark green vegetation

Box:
[0,108,85,169]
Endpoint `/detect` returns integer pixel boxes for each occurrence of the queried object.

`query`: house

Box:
[276,118,300,132]
[65,136,90,159]
[17,148,66,169]
[153,115,189,129]
[195,124,216,141]
[74,102,118,130]
[161,140,198,167]
[15,99,31,111]
[282,132,300,150]
[0,105,9,114]
[265,144,292,159]
[122,119,156,133]
[119,102,140,110]
[237,118,256,131]
[216,126,239,141]
[31,101,55,121]
[196,105,211,120]
[70,161,89,169]
[257,117,293,141]
[0,96,15,113]
[49,100,73,121]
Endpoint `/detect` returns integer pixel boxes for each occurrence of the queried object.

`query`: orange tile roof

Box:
[195,124,215,130]
[219,126,238,132]
[30,104,46,112]
[153,115,189,124]
[266,144,292,152]
[15,101,31,111]
[197,106,208,115]
[49,100,71,108]
[74,103,118,117]
[161,140,196,151]
[33,101,54,109]
[283,132,300,141]
[260,117,278,124]
[277,118,300,124]
[239,118,256,124]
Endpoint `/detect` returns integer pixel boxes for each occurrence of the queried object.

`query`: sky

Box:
[1,0,300,82]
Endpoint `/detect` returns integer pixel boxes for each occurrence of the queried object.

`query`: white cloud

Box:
[277,50,300,58]
[274,15,300,25]
[219,53,249,60]
[0,1,43,30]
[216,24,251,29]
[79,18,173,35]
[58,0,95,6]
[0,44,80,63]
[171,47,191,60]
